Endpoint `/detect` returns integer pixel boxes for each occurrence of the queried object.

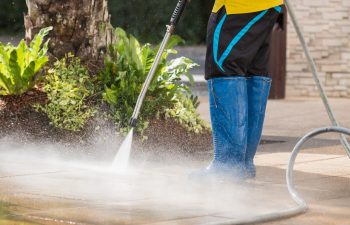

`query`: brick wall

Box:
[286,0,350,97]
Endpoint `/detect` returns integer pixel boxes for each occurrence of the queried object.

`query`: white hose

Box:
[208,127,350,225]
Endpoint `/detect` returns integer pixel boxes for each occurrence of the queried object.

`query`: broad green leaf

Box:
[165,35,184,50]
[38,39,50,58]
[0,45,11,70]
[9,50,23,91]
[0,71,12,94]
[30,26,52,60]
[16,40,27,72]
[34,56,49,74]
[129,35,142,71]
[22,61,35,82]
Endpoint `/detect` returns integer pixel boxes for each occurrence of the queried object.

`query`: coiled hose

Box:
[209,127,350,225]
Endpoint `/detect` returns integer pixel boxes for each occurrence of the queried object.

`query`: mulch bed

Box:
[0,89,87,144]
[0,90,212,159]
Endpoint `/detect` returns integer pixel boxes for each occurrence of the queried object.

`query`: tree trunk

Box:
[24,0,114,63]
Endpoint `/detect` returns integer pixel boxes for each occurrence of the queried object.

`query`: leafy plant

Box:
[35,54,96,132]
[0,27,52,95]
[100,28,209,134]
[165,95,208,134]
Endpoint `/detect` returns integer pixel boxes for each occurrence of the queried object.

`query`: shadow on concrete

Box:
[261,135,348,155]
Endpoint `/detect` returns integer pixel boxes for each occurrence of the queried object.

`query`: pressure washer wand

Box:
[129,0,189,128]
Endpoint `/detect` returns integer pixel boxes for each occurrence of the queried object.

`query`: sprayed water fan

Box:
[112,0,190,172]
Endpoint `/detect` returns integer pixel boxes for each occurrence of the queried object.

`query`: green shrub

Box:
[100,28,209,135]
[165,95,208,134]
[35,54,96,132]
[0,27,52,96]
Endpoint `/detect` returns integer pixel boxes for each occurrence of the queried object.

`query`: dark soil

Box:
[140,119,212,155]
[0,89,91,145]
[0,90,212,159]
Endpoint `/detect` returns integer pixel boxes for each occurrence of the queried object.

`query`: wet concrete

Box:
[0,149,291,225]
[0,143,349,224]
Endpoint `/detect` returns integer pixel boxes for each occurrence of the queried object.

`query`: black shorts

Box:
[205,6,282,80]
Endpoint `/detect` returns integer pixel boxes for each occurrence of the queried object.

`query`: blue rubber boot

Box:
[205,77,248,180]
[245,76,272,178]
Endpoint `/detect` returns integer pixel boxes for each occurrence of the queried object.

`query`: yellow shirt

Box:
[213,0,284,14]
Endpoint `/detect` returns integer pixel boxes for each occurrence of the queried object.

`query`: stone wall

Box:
[286,0,350,97]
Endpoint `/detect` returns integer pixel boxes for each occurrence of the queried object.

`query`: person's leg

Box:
[245,7,282,178]
[201,7,281,180]
[207,77,248,177]
[245,76,271,178]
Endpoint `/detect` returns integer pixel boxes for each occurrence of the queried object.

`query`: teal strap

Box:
[274,6,282,13]
[213,14,227,71]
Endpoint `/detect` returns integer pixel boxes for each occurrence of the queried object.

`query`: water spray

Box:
[112,0,190,171]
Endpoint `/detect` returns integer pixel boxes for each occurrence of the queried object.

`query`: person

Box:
[204,0,284,180]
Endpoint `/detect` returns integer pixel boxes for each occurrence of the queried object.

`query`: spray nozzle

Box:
[129,117,138,128]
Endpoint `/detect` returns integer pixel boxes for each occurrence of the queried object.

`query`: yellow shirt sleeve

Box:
[213,0,284,14]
